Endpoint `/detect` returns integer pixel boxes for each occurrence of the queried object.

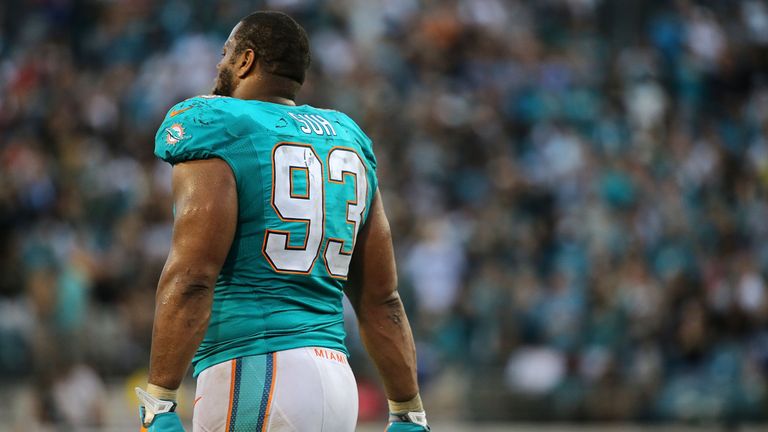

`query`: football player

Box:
[136,11,429,432]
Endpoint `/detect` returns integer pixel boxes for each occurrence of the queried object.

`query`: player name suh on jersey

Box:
[289,112,337,136]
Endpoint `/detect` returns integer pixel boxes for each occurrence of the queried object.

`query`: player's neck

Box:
[233,75,300,106]
[246,94,297,105]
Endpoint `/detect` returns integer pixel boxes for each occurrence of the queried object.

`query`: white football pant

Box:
[192,347,358,432]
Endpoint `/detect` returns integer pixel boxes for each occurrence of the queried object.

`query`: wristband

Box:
[147,383,178,402]
[388,394,423,414]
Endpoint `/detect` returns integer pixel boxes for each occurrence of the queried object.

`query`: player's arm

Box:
[138,158,237,430]
[345,189,429,431]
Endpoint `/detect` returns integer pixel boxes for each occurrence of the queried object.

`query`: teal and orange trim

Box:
[225,353,277,431]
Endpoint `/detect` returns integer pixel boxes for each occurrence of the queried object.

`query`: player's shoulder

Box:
[315,108,377,170]
[316,108,372,146]
[161,95,242,125]
[155,95,250,165]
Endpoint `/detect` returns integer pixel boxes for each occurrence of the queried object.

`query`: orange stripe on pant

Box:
[225,359,237,432]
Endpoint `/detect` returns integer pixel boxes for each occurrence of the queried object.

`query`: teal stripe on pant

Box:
[228,354,274,431]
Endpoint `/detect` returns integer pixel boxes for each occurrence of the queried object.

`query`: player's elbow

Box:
[157,262,219,300]
[356,288,407,329]
[360,276,400,308]
[178,279,215,298]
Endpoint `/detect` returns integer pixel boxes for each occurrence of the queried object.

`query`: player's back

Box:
[154,96,377,376]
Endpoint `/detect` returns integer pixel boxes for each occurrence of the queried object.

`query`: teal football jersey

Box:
[154,96,378,376]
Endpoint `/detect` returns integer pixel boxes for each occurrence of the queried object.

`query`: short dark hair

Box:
[232,11,311,84]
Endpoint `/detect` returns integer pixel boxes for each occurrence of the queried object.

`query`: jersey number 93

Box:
[263,142,368,279]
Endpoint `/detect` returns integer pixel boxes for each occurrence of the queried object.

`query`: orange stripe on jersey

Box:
[169,105,194,117]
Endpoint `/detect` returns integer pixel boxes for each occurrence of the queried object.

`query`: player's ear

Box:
[235,48,256,78]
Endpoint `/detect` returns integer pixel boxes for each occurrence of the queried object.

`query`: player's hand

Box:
[386,411,431,431]
[136,387,185,432]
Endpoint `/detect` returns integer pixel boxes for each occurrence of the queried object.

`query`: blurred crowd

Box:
[2,0,768,427]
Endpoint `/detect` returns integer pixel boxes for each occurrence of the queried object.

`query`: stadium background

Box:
[2,0,768,430]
